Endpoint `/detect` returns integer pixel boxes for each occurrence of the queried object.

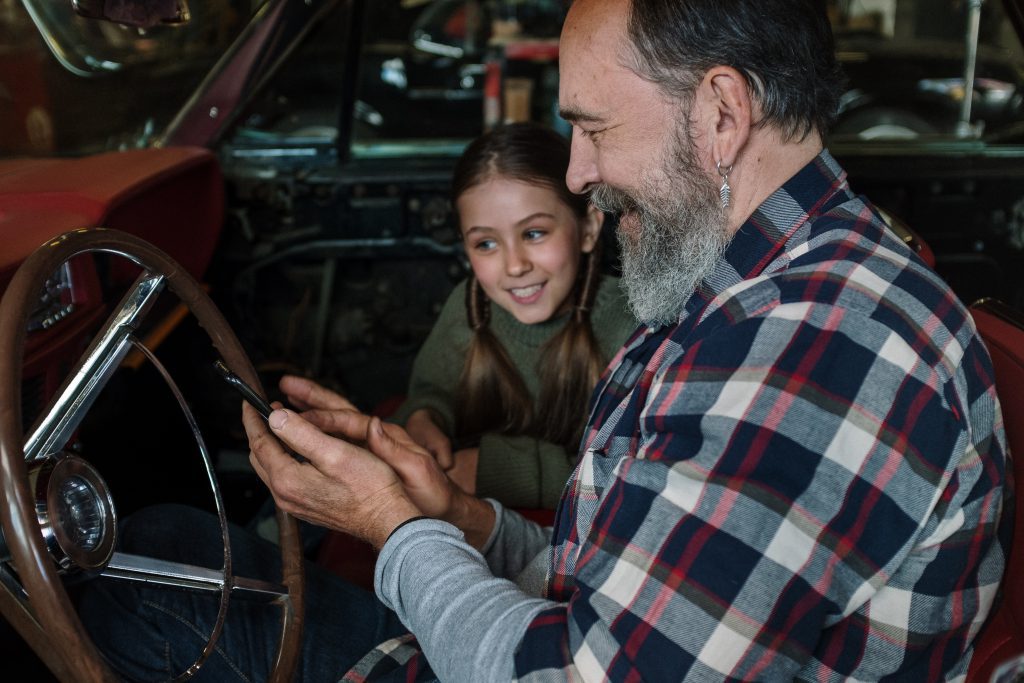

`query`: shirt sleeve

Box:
[376,518,555,683]
[480,498,552,581]
[510,302,1001,680]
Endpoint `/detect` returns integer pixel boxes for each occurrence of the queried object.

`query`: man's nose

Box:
[505,245,532,277]
[566,129,600,194]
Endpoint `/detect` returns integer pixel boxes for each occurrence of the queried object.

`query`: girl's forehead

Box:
[458,181,577,235]
[458,175,565,209]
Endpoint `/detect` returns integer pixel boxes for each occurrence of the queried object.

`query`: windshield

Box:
[0,0,262,158]
[4,0,1024,160]
[227,0,1024,160]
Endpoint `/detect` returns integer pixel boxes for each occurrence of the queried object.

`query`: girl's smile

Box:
[508,282,545,304]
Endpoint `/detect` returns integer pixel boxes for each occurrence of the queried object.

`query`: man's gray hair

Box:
[623,0,846,141]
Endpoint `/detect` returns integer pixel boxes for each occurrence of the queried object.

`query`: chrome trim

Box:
[124,337,235,675]
[23,273,166,463]
[102,553,287,601]
[972,297,1024,329]
[957,0,984,137]
[28,263,75,332]
[33,454,117,572]
[19,0,114,77]
[0,564,30,609]
[127,336,234,579]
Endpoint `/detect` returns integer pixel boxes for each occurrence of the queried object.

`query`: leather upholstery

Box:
[966,299,1024,682]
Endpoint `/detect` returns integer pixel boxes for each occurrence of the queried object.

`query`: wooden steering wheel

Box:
[0,229,304,682]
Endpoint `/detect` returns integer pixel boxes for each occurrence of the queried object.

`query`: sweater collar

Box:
[489,298,572,348]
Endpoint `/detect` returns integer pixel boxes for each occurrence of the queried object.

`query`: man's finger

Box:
[279,375,356,411]
[267,408,369,472]
[434,443,454,470]
[243,402,297,484]
[367,416,427,473]
[301,408,373,442]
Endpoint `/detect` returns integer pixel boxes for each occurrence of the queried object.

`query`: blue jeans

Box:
[77,504,407,682]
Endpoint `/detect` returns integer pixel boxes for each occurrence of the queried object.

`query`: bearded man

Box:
[82,0,1006,681]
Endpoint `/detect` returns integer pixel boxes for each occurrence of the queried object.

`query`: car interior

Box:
[1,0,1023,680]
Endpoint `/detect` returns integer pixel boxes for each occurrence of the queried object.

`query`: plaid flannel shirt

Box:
[343,151,1007,682]
[516,150,1007,681]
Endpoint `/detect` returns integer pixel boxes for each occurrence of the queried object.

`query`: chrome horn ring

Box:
[32,453,116,574]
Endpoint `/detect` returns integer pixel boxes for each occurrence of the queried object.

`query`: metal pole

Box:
[958,0,985,137]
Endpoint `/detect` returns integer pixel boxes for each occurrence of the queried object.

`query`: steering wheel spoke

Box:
[24,272,166,463]
[103,552,290,601]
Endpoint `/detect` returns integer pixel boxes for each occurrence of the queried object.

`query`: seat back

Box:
[877,206,936,268]
[966,298,1024,682]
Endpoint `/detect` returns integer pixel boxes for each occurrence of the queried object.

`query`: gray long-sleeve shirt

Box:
[374,502,548,682]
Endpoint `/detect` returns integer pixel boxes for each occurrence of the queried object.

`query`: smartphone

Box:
[213,360,274,420]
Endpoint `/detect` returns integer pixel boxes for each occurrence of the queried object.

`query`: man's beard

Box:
[590,134,731,326]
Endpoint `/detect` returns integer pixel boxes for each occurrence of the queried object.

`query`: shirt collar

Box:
[678,148,850,322]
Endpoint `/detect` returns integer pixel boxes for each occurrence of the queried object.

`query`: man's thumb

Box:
[367,417,400,465]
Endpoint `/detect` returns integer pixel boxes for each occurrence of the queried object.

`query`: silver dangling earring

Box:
[717,161,733,209]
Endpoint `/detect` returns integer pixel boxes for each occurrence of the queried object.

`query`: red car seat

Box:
[878,206,937,269]
[965,298,1024,682]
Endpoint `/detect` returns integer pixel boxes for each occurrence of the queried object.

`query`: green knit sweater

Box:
[391,276,637,508]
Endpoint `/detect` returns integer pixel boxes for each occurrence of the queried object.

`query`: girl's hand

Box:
[404,409,454,469]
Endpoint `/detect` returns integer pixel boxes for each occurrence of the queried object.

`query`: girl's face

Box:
[458,176,602,325]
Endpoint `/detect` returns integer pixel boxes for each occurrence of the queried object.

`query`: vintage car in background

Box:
[1,0,1024,679]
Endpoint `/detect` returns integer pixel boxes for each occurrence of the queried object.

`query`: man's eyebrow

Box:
[557,105,604,124]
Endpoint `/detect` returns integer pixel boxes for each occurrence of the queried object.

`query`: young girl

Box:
[391,122,637,509]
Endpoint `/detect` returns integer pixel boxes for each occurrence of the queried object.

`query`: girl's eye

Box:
[473,238,497,252]
[524,229,546,241]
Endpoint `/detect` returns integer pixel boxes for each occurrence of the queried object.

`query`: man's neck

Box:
[725,131,824,235]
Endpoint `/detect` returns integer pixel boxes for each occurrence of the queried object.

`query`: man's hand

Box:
[447,447,479,494]
[278,374,357,412]
[288,406,495,548]
[405,409,454,469]
[244,403,421,550]
[245,376,496,548]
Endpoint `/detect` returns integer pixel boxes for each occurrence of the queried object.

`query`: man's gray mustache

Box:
[589,185,639,215]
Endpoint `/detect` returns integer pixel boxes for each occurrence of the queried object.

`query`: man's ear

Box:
[697,65,752,168]
[580,203,605,254]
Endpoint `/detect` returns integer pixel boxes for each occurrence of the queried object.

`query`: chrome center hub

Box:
[31,454,116,573]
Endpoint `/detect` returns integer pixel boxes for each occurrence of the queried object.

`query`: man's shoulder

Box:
[689,200,980,378]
